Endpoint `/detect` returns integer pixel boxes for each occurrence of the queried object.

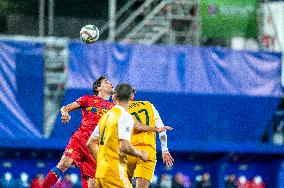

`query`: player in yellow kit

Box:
[86,84,148,188]
[127,100,174,188]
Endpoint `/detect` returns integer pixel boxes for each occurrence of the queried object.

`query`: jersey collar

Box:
[95,94,112,102]
[114,104,127,112]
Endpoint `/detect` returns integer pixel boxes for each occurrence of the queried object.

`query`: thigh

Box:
[126,154,139,180]
[64,135,83,167]
[133,146,156,182]
[134,160,156,182]
[78,140,97,178]
[80,160,96,178]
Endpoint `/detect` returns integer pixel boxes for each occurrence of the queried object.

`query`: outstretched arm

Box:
[61,102,81,124]
[152,104,174,168]
[134,121,173,133]
[159,132,174,168]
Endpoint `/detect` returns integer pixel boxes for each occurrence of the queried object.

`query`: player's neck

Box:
[115,101,129,111]
[97,92,110,100]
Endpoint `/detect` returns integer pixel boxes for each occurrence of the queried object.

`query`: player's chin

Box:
[109,89,115,95]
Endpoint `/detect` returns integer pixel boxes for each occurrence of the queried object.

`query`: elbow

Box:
[120,144,127,153]
[119,140,130,153]
[60,106,66,113]
[159,131,167,138]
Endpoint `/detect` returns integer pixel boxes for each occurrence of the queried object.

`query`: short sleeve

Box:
[76,96,88,107]
[118,113,134,141]
[151,104,165,128]
[90,124,100,138]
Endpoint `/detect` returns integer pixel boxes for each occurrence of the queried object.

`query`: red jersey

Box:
[74,95,114,139]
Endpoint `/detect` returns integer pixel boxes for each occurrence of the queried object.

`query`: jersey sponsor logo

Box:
[85,106,97,112]
[85,106,109,117]
[129,101,146,109]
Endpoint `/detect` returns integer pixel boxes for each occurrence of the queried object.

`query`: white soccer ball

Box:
[80,25,100,44]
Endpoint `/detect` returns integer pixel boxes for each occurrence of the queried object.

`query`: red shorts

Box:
[65,134,96,178]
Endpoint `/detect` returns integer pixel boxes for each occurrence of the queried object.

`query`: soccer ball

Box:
[80,25,100,44]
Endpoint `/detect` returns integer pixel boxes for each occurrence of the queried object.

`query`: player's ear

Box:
[130,94,134,101]
[97,85,102,92]
[112,94,117,102]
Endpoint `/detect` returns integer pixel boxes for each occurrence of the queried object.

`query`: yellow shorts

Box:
[126,146,156,182]
[96,178,133,188]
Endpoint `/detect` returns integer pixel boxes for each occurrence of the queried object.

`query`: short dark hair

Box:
[115,83,134,102]
[93,76,107,95]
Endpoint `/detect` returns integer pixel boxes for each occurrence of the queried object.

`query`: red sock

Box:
[81,177,88,188]
[41,171,59,188]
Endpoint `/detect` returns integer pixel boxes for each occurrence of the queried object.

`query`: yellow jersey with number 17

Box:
[128,101,156,150]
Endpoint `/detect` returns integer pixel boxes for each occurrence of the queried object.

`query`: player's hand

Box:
[61,112,71,124]
[140,150,148,162]
[162,151,174,168]
[156,126,173,133]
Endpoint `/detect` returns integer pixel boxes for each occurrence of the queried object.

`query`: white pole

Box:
[48,0,54,36]
[39,0,45,36]
[109,0,116,41]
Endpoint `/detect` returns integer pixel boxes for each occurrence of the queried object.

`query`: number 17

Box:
[131,109,149,126]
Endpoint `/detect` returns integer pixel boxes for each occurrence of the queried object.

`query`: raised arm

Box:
[60,102,81,124]
[61,95,89,124]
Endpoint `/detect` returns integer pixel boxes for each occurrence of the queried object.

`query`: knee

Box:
[57,156,73,172]
[87,177,96,188]
[136,178,150,188]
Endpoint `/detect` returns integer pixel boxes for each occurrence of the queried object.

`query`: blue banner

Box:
[46,41,282,151]
[0,40,281,152]
[0,40,44,139]
[68,42,281,96]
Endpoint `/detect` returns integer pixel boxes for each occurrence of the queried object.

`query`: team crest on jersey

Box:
[85,107,98,112]
[85,106,109,117]
[85,107,94,112]
[98,107,108,117]
[94,100,98,104]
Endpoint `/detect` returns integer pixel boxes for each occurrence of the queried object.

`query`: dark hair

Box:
[115,83,134,102]
[93,76,107,95]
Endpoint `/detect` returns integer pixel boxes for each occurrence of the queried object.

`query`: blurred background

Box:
[0,0,284,187]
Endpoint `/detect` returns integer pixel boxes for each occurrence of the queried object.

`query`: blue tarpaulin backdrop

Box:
[0,41,44,141]
[51,41,282,152]
[67,42,281,96]
[0,40,283,152]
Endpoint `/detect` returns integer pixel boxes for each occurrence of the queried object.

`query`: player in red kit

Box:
[41,76,114,188]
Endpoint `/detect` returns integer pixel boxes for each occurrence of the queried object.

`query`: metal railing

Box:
[100,0,137,35]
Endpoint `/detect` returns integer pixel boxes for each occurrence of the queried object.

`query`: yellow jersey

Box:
[128,101,156,150]
[95,105,134,180]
